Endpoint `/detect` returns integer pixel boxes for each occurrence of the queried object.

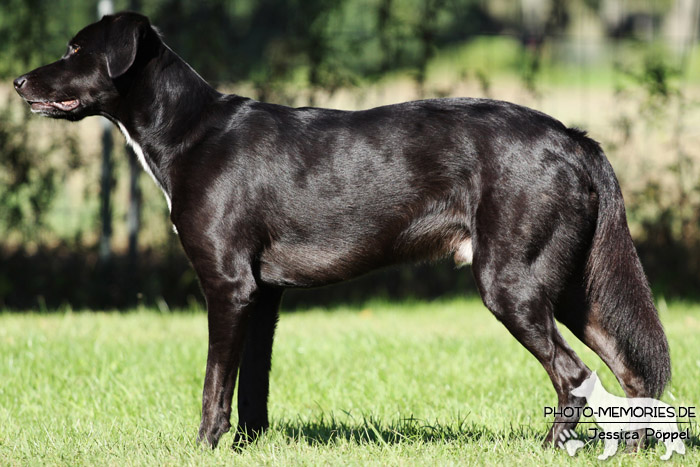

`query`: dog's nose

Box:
[13,76,27,90]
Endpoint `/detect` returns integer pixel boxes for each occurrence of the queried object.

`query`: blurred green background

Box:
[1,0,700,310]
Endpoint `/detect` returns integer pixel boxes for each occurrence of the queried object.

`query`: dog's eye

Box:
[71,45,81,55]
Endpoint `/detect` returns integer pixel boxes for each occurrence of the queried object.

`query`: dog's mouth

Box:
[28,99,80,112]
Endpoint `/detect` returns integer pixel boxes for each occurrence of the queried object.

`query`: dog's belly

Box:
[258,240,391,287]
[257,231,473,288]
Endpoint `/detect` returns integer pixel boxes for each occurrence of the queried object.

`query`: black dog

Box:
[14,12,670,450]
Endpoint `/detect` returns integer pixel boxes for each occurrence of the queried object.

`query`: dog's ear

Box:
[105,15,149,79]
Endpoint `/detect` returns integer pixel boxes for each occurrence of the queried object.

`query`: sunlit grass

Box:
[0,298,697,464]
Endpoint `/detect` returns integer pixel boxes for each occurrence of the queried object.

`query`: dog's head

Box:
[13,12,158,121]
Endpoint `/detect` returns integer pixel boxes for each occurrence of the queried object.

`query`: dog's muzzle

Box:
[14,74,81,113]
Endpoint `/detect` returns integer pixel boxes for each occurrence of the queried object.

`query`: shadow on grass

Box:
[689,433,700,448]
[552,425,699,459]
[276,414,700,455]
[276,413,543,446]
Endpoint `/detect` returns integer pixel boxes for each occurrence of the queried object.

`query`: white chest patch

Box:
[116,122,172,213]
[116,121,177,234]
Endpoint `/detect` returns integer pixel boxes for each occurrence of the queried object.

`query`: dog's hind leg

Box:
[556,284,648,399]
[472,251,591,445]
[556,283,653,451]
[233,286,283,446]
[470,180,595,445]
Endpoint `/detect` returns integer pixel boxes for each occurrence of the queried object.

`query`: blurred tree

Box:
[126,0,144,300]
[98,0,115,267]
[290,0,347,104]
[519,0,571,98]
[415,0,446,95]
[3,0,700,306]
[0,102,56,242]
[377,0,395,74]
[0,0,46,74]
[0,0,96,78]
[0,0,81,244]
[98,118,114,263]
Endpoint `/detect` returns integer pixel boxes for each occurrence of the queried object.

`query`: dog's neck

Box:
[106,42,221,208]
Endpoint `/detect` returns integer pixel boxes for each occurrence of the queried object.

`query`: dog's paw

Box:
[557,429,584,457]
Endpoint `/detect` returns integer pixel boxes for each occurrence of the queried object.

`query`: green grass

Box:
[0,298,698,465]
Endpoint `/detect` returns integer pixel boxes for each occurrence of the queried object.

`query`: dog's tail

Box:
[569,128,671,398]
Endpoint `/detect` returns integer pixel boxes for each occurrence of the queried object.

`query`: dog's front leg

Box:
[196,261,258,449]
[234,286,283,447]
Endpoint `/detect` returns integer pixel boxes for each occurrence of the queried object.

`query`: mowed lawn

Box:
[0,298,698,465]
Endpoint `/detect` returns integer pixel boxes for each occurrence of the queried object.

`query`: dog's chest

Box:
[116,122,172,213]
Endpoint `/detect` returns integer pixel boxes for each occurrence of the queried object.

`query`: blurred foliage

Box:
[0,0,505,89]
[610,51,700,295]
[2,0,700,307]
[0,0,94,77]
[0,99,82,243]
